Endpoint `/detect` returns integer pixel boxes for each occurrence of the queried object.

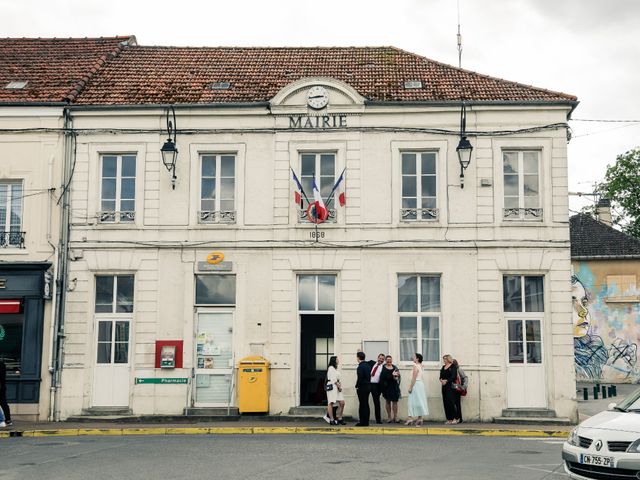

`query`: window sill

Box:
[605,296,640,304]
[0,248,29,255]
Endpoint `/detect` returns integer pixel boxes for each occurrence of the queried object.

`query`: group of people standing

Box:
[324,351,467,426]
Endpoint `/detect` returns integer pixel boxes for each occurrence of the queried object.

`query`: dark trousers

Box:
[0,388,10,422]
[442,385,458,421]
[370,383,382,423]
[356,385,370,425]
[455,392,463,422]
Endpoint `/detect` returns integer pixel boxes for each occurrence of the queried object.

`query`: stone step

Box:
[82,407,133,416]
[184,407,239,416]
[288,406,327,416]
[501,408,558,418]
[493,416,572,426]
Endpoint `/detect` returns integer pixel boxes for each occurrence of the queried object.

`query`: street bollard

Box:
[612,385,617,397]
[593,385,599,400]
[607,385,613,397]
[583,388,589,400]
[602,385,607,399]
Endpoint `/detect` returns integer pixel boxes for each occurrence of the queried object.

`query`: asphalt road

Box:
[0,434,568,480]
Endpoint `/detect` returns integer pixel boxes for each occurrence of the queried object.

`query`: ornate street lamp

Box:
[161,106,178,189]
[456,102,473,189]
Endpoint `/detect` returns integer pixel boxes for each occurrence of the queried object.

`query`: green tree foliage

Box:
[602,147,640,238]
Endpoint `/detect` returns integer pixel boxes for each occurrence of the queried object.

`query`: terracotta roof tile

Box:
[0,36,135,104]
[74,45,577,105]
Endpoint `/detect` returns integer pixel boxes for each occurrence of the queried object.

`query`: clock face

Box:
[307,86,329,109]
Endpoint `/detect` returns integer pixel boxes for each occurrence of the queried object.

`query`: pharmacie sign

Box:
[289,114,347,129]
[135,377,188,385]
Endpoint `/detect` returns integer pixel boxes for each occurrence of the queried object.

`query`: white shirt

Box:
[370,361,384,383]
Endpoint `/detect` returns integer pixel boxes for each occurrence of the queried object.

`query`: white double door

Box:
[92,318,131,407]
[194,311,234,406]
[506,318,547,408]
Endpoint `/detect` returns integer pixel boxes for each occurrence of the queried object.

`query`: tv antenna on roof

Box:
[457,0,463,68]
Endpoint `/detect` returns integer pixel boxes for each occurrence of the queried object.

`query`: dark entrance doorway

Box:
[300,314,333,406]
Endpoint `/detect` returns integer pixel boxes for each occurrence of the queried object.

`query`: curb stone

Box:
[0,426,569,438]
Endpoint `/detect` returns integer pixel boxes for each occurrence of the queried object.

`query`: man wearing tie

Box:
[369,353,385,424]
[355,351,371,427]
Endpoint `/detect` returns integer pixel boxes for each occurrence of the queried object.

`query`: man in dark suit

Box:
[355,351,371,426]
[368,353,385,424]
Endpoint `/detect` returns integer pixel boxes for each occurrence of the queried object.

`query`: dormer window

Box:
[5,81,28,90]
[404,80,423,89]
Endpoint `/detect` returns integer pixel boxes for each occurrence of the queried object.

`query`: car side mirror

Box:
[607,402,617,411]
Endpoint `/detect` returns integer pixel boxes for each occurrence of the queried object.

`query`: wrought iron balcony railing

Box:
[503,208,544,221]
[400,208,439,222]
[199,210,236,224]
[297,208,337,223]
[0,231,26,248]
[97,211,136,223]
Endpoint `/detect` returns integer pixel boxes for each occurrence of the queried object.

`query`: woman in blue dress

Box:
[405,353,429,426]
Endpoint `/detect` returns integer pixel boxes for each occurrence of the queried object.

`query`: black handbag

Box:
[325,382,333,392]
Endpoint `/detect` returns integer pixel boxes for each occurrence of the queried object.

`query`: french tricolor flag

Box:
[332,169,346,207]
[312,178,328,222]
[291,168,305,209]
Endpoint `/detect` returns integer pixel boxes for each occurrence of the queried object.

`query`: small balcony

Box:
[400,208,439,222]
[199,210,236,224]
[0,231,26,248]
[503,208,544,221]
[97,211,136,223]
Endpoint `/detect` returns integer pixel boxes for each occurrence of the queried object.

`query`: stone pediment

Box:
[270,77,365,115]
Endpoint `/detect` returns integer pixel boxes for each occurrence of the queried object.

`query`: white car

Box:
[563,387,640,479]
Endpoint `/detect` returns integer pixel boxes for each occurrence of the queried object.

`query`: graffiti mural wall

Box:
[572,261,640,383]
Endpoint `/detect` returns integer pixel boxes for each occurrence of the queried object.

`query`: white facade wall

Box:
[0,107,64,420]
[59,79,577,421]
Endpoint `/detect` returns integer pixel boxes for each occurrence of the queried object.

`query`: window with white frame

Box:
[299,152,336,222]
[398,275,441,362]
[503,275,544,364]
[401,152,438,221]
[94,275,134,364]
[199,154,236,224]
[503,150,542,221]
[0,181,24,248]
[99,154,136,223]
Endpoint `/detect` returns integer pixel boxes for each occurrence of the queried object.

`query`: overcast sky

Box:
[3,0,638,213]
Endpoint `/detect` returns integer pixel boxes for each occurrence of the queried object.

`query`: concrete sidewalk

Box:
[1,418,572,439]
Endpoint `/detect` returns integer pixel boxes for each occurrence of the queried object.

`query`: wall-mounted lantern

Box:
[456,102,473,189]
[161,106,178,189]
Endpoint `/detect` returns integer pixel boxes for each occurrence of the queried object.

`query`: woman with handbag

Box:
[380,355,401,423]
[452,359,468,424]
[324,356,346,425]
[439,354,459,424]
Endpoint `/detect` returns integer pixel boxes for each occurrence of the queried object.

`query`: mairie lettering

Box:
[289,115,347,129]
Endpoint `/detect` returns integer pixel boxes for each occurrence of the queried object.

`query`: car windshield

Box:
[615,388,640,412]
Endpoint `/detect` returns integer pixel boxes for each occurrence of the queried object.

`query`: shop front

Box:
[0,262,51,417]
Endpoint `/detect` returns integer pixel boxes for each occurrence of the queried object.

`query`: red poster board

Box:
[155,340,184,369]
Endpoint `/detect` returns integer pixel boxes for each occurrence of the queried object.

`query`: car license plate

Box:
[580,454,615,467]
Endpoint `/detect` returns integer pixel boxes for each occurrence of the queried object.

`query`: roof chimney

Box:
[596,198,612,226]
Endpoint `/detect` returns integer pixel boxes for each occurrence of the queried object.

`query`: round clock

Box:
[307,86,329,109]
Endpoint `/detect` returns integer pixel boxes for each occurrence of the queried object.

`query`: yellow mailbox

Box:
[238,356,270,413]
